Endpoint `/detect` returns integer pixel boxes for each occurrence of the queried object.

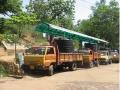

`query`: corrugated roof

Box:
[36,23,109,44]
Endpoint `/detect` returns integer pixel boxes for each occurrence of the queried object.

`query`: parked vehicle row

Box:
[21,40,119,76]
[99,50,119,64]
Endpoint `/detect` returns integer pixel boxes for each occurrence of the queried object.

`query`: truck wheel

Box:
[89,61,94,68]
[104,61,108,65]
[95,60,99,67]
[48,65,54,76]
[21,64,29,73]
[105,59,109,65]
[109,60,112,64]
[56,65,64,71]
[69,63,77,71]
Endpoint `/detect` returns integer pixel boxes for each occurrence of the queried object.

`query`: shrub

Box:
[0,34,4,42]
[0,64,8,77]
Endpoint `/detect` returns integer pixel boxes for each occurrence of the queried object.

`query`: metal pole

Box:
[79,41,82,50]
[14,34,17,59]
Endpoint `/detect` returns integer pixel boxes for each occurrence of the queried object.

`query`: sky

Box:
[74,0,98,23]
[0,0,119,24]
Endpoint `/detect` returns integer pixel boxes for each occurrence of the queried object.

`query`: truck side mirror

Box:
[90,51,92,55]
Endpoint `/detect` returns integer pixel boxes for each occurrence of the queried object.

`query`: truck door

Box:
[45,47,56,66]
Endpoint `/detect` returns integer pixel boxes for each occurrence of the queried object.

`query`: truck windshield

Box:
[100,51,107,55]
[110,52,118,56]
[25,47,46,55]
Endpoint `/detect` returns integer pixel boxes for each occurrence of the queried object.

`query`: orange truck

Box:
[79,50,100,68]
[23,39,100,75]
[23,45,83,76]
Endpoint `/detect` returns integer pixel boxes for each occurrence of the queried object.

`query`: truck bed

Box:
[59,53,83,62]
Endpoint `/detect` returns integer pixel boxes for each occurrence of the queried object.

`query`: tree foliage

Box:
[27,0,75,29]
[0,0,22,15]
[5,12,38,37]
[76,0,119,49]
[0,0,22,34]
[9,12,37,25]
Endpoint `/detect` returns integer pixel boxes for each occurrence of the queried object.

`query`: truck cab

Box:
[110,51,119,63]
[98,50,112,64]
[23,46,56,75]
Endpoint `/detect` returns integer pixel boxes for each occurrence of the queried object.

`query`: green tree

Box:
[0,0,22,15]
[4,11,37,37]
[91,0,119,49]
[75,19,94,36]
[76,0,119,49]
[0,0,22,34]
[27,0,75,29]
[0,18,5,33]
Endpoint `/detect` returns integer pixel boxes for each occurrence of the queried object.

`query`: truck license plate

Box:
[30,65,34,70]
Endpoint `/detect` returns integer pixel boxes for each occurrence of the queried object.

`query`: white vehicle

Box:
[98,50,112,64]
[110,51,119,63]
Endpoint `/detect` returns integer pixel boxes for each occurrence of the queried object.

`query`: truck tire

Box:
[48,65,54,76]
[55,40,74,53]
[89,61,94,68]
[69,63,77,71]
[21,64,30,73]
[104,60,108,65]
[95,60,99,67]
[56,65,64,71]
[109,60,112,64]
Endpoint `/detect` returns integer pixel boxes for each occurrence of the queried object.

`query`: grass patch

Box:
[0,64,8,77]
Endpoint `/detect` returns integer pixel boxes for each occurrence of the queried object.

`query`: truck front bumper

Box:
[111,57,119,63]
[99,58,107,63]
[22,64,48,71]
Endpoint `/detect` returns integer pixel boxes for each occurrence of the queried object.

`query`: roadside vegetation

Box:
[0,64,8,77]
[0,0,119,76]
[0,0,119,49]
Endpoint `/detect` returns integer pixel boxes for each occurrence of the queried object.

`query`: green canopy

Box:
[36,23,108,44]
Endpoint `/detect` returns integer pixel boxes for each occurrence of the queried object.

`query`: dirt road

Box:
[0,64,119,90]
